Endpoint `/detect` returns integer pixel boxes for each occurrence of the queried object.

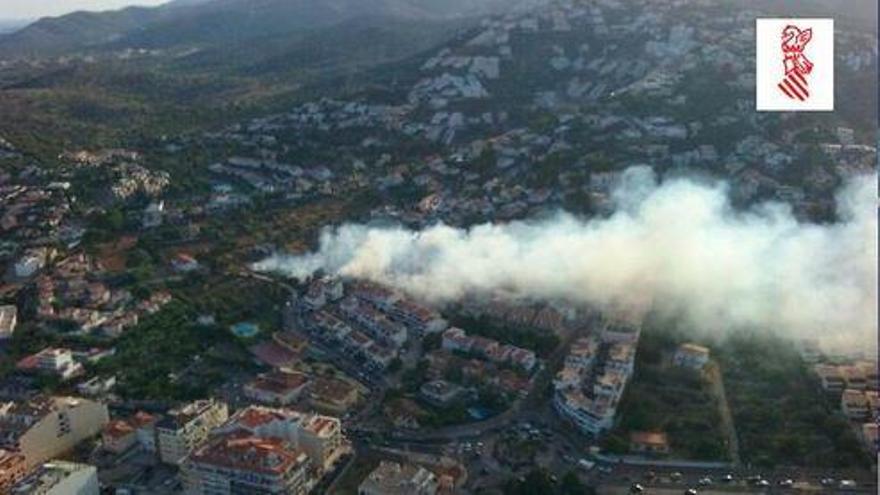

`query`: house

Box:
[171,253,199,272]
[629,431,670,455]
[358,461,439,495]
[420,380,465,407]
[673,343,710,370]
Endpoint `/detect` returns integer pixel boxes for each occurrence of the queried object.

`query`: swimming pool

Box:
[230,322,260,338]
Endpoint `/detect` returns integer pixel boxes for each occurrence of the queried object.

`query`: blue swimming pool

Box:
[230,322,260,338]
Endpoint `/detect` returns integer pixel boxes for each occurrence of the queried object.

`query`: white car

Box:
[839,479,857,489]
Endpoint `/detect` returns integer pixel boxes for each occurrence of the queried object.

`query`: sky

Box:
[1,1,168,20]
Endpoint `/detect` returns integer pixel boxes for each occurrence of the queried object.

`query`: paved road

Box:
[705,361,741,466]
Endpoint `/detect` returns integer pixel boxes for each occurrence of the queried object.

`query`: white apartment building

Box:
[156,399,228,465]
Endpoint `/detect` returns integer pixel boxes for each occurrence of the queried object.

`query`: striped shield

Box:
[778,70,809,101]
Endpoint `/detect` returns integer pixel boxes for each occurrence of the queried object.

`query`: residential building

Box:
[308,377,360,414]
[157,400,229,465]
[218,406,349,474]
[0,305,17,339]
[339,298,408,348]
[102,420,137,454]
[272,332,309,355]
[244,370,311,406]
[862,422,878,453]
[441,327,471,353]
[384,299,447,335]
[182,431,311,495]
[553,389,615,434]
[565,337,598,370]
[132,411,160,453]
[841,389,869,421]
[605,343,636,376]
[302,278,344,310]
[441,327,536,371]
[10,461,98,495]
[14,251,46,278]
[842,366,867,391]
[362,343,398,371]
[75,376,116,397]
[601,322,640,344]
[0,396,109,468]
[815,364,847,393]
[358,461,439,495]
[16,348,84,381]
[420,380,465,407]
[629,431,670,455]
[102,412,159,455]
[673,343,710,370]
[553,329,638,436]
[856,361,879,391]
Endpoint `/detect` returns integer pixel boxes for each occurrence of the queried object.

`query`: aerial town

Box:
[0,0,876,494]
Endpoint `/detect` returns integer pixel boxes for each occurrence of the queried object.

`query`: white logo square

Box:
[756,18,834,111]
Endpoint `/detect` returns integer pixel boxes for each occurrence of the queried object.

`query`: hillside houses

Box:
[441,327,537,372]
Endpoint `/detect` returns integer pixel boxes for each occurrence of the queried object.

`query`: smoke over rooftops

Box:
[255,167,877,352]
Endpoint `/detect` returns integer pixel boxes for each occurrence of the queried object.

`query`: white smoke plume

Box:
[255,167,877,350]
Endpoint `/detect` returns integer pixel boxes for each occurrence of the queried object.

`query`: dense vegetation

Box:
[606,327,728,461]
[717,332,869,469]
